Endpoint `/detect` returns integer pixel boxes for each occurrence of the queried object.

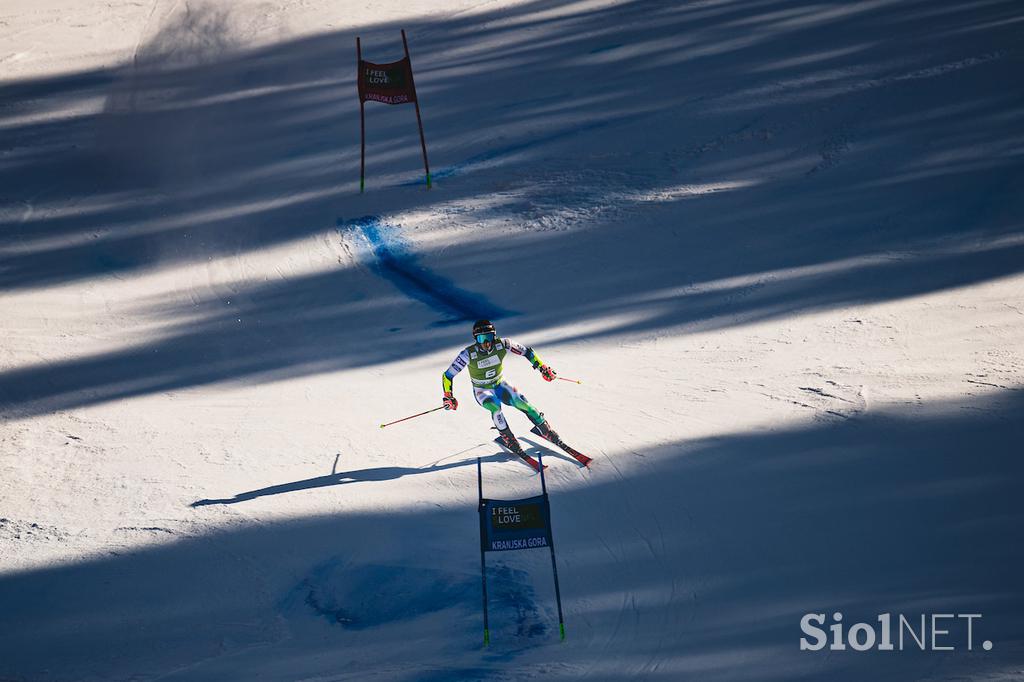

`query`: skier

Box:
[442,320,591,468]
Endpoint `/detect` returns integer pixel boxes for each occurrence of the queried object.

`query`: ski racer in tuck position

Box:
[441,320,591,468]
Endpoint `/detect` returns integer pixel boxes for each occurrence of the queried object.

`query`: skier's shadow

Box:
[190,453,506,506]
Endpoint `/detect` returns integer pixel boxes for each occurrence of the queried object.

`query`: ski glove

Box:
[443,392,458,410]
[539,365,557,382]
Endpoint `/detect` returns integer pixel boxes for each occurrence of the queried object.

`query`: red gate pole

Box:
[402,29,432,189]
[357,36,366,193]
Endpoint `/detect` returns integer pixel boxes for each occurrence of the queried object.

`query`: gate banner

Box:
[480,495,552,552]
[358,57,416,105]
[476,456,566,644]
[356,30,431,191]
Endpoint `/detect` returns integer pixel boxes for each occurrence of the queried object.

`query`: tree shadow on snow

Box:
[1,0,1023,417]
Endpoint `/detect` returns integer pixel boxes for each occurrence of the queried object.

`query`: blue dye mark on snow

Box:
[293,563,474,629]
[280,560,550,641]
[339,215,513,326]
[486,563,550,640]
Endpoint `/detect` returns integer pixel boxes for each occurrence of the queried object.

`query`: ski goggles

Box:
[475,332,496,345]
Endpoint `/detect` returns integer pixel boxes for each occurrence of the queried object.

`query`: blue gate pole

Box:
[478,457,490,646]
[536,449,566,640]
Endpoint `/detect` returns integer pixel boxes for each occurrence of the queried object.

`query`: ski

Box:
[530,426,593,467]
[493,437,546,472]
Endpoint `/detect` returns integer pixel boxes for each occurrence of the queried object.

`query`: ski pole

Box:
[379,405,445,429]
[557,376,583,385]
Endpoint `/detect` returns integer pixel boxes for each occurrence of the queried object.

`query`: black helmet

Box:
[472,319,496,337]
[472,319,497,347]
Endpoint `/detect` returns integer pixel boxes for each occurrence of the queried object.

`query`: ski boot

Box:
[497,425,526,456]
[530,418,560,442]
[495,425,545,472]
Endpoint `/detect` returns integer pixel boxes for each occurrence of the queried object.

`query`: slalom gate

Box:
[477,454,566,645]
[356,30,431,191]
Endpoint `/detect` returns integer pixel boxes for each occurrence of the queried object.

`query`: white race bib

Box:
[477,355,501,369]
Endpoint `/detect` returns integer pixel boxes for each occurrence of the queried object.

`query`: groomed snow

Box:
[1,0,1023,679]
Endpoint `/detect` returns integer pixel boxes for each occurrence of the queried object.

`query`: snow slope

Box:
[2,0,1023,679]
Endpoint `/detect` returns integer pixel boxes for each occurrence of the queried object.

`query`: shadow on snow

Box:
[1,0,1023,417]
[1,391,1022,680]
